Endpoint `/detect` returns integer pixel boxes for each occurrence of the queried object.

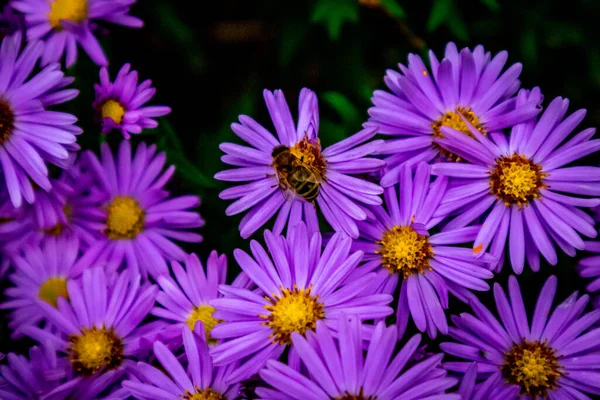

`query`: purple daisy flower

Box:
[24,159,106,245]
[123,325,241,399]
[93,64,171,138]
[431,95,600,273]
[21,267,158,397]
[351,163,495,339]
[578,238,600,304]
[0,33,80,207]
[73,140,204,278]
[257,315,460,400]
[0,341,127,399]
[210,222,394,383]
[0,342,70,400]
[10,0,142,67]
[367,42,542,187]
[0,4,23,36]
[215,88,385,239]
[457,363,520,399]
[151,251,233,345]
[441,275,600,398]
[0,236,81,337]
[0,192,33,276]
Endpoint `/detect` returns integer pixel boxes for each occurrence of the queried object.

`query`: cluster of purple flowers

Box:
[1,2,600,399]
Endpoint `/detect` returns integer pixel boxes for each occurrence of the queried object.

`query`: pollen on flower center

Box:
[432,106,485,161]
[0,99,15,145]
[101,100,126,124]
[44,204,72,236]
[38,277,69,307]
[49,0,88,29]
[376,225,433,279]
[501,340,562,396]
[261,286,325,345]
[105,196,145,240]
[68,326,124,376]
[490,154,547,207]
[289,137,327,172]
[183,388,224,400]
[336,388,376,400]
[187,305,222,345]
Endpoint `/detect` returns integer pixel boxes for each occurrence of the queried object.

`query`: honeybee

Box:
[271,145,323,203]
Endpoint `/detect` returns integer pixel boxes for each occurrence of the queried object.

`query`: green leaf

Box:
[319,120,348,147]
[321,92,360,125]
[379,0,406,19]
[279,22,309,67]
[152,0,204,72]
[520,28,537,65]
[544,22,583,47]
[480,0,500,11]
[427,0,469,41]
[427,0,452,32]
[446,9,469,41]
[311,0,359,40]
[157,121,217,189]
[590,51,600,87]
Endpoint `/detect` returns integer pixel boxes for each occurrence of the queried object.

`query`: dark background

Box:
[3,0,600,394]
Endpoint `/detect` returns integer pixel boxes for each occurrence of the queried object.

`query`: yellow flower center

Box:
[44,205,71,236]
[101,100,126,124]
[105,196,145,240]
[68,327,124,376]
[49,0,88,29]
[432,106,485,161]
[502,340,562,396]
[490,154,547,207]
[376,225,433,279]
[44,223,65,236]
[38,277,69,307]
[288,137,326,171]
[183,388,224,400]
[186,305,222,345]
[0,99,15,145]
[262,286,325,345]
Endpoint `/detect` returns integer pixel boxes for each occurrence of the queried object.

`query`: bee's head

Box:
[271,145,289,158]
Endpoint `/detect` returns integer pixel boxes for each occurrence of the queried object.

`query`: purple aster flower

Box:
[93,64,171,138]
[578,238,600,303]
[351,163,495,339]
[21,267,158,397]
[10,0,143,67]
[0,236,81,337]
[23,159,106,245]
[210,222,394,383]
[457,363,520,399]
[215,88,385,239]
[367,42,542,187]
[441,275,600,398]
[123,325,241,399]
[0,342,70,400]
[431,95,600,273]
[73,140,204,278]
[0,4,23,36]
[257,315,460,400]
[0,341,127,399]
[0,33,80,207]
[151,251,231,345]
[0,192,33,277]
